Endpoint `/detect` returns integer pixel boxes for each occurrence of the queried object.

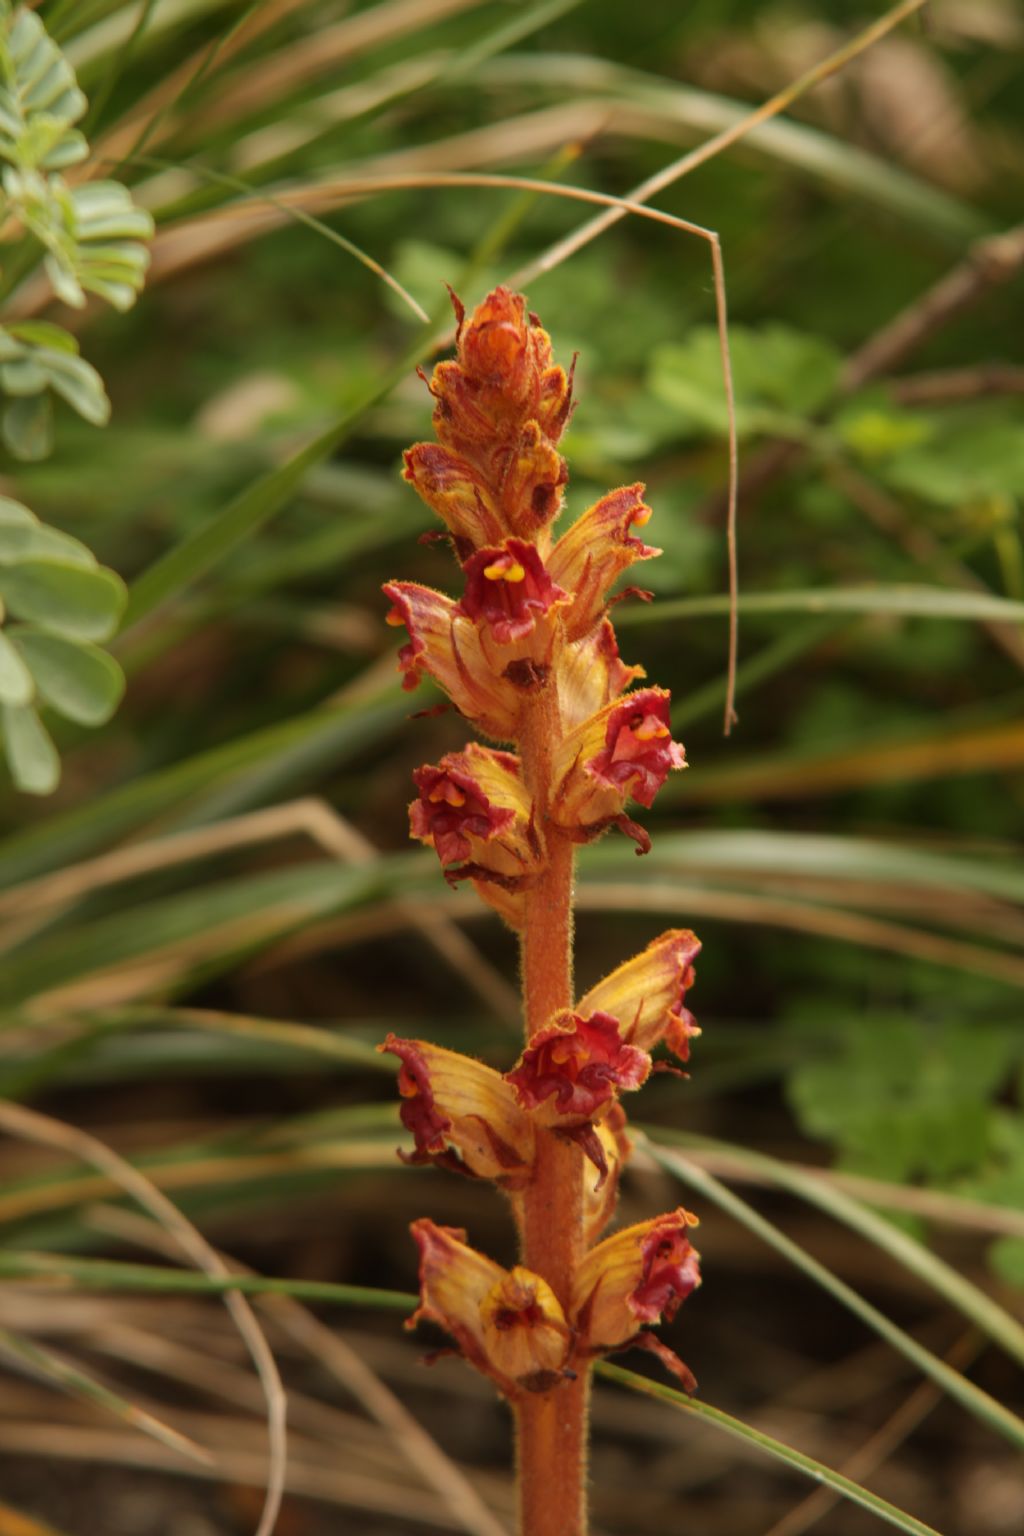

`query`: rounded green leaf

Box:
[13,628,124,724]
[1,702,59,795]
[8,321,81,354]
[0,501,97,568]
[41,350,110,426]
[0,558,126,640]
[0,629,34,705]
[2,392,54,461]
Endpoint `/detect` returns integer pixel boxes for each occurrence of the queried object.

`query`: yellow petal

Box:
[380,1035,534,1186]
[578,930,701,1061]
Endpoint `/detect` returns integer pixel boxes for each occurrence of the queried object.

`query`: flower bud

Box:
[408,1219,572,1396]
[578,930,701,1064]
[494,419,568,536]
[402,442,505,554]
[380,1034,534,1186]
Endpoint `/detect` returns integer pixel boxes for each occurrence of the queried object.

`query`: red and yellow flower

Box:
[408,1220,572,1397]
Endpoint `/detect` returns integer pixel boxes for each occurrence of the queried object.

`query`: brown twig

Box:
[889,362,1024,405]
[842,223,1024,393]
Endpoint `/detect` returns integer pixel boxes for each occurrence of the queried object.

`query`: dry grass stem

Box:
[0,1102,287,1536]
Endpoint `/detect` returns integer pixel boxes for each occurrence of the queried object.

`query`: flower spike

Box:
[383,285,709,1511]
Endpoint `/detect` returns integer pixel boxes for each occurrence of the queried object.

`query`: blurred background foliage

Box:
[0,1,1022,1533]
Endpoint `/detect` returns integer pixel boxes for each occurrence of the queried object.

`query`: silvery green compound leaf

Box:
[0,3,87,173]
[0,8,149,791]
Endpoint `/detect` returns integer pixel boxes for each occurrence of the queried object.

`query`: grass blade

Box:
[649,1129,1024,1371]
[596,1362,944,1536]
[642,1134,1024,1452]
[0,1251,414,1310]
[618,585,1024,626]
[0,1324,211,1466]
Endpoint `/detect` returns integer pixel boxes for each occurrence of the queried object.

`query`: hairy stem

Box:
[515,683,590,1536]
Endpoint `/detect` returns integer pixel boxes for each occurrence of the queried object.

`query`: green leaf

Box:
[0,557,126,640]
[1,702,59,794]
[7,320,80,353]
[597,1364,942,1536]
[0,627,33,704]
[786,1013,1016,1182]
[649,324,841,438]
[881,419,1024,507]
[0,6,87,173]
[36,347,110,425]
[12,628,124,723]
[3,392,53,460]
[0,498,95,566]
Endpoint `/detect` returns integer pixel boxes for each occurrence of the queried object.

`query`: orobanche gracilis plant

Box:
[380,287,702,1536]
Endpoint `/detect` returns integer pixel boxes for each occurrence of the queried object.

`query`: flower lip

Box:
[457,538,568,644]
[548,482,661,643]
[411,760,516,867]
[506,1009,650,1126]
[384,1032,452,1156]
[587,688,686,809]
[633,1212,702,1324]
[571,1206,701,1359]
[382,580,434,691]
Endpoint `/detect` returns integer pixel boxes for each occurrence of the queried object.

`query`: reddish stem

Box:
[515,684,590,1536]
